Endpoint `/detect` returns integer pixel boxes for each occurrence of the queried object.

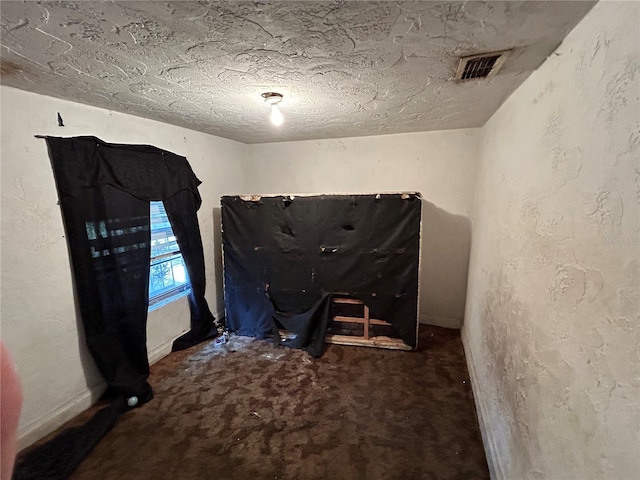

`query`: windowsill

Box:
[148,289,191,313]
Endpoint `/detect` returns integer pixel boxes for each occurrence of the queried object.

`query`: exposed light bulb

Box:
[270,104,284,126]
[262,92,284,127]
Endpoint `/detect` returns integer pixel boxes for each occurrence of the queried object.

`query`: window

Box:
[148,201,190,310]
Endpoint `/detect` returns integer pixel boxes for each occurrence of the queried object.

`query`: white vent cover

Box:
[455,50,511,81]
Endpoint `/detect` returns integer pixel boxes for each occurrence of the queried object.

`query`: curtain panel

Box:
[14,137,219,480]
[45,136,217,399]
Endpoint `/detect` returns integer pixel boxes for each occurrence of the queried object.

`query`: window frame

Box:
[148,201,191,311]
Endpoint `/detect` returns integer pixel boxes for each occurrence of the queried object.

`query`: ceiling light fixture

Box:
[261,92,284,126]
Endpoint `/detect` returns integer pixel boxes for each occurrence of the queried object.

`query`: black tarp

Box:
[14,136,217,479]
[271,293,333,357]
[221,193,421,350]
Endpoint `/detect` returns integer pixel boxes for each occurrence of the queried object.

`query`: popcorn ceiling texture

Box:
[0,1,594,143]
[462,2,640,478]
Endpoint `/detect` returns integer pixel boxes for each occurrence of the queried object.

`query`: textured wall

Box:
[463,2,640,478]
[0,86,248,447]
[247,129,480,328]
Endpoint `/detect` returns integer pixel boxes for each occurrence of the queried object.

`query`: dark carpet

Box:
[29,325,489,480]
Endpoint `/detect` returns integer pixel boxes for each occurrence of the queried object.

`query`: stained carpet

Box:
[27,325,489,480]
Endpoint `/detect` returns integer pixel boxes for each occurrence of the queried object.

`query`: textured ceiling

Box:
[0,1,595,143]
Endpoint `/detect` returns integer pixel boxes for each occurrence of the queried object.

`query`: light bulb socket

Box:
[262,92,283,106]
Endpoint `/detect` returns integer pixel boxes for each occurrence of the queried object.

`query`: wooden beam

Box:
[329,294,404,350]
[325,334,412,351]
[369,319,391,326]
[333,316,365,324]
[332,298,363,305]
[332,316,390,326]
[363,304,370,340]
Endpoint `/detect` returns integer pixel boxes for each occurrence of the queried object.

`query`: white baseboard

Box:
[16,317,224,451]
[17,381,107,450]
[148,309,224,364]
[420,314,462,329]
[461,328,505,480]
[148,309,224,363]
[148,334,182,365]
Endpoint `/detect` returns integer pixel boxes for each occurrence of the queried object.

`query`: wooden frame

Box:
[325,296,412,351]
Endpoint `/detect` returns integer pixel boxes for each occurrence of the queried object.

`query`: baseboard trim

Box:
[17,381,106,450]
[16,319,220,451]
[420,315,462,329]
[148,334,182,365]
[461,328,505,480]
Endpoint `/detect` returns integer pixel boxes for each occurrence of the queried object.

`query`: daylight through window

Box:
[149,201,190,310]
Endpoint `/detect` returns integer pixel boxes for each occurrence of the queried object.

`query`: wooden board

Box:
[326,295,413,350]
[325,334,412,351]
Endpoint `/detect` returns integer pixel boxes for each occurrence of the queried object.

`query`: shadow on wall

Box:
[211,208,225,318]
[420,201,472,328]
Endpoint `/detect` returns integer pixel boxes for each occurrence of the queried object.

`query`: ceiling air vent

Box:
[455,50,510,81]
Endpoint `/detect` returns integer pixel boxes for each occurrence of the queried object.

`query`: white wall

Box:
[463,2,640,479]
[0,86,248,447]
[247,129,480,328]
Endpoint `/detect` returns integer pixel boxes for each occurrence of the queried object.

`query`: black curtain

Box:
[45,135,217,396]
[164,190,217,350]
[67,183,153,399]
[13,136,217,479]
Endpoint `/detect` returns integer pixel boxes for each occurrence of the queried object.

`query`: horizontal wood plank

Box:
[325,334,412,351]
[332,298,364,305]
[333,316,390,326]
